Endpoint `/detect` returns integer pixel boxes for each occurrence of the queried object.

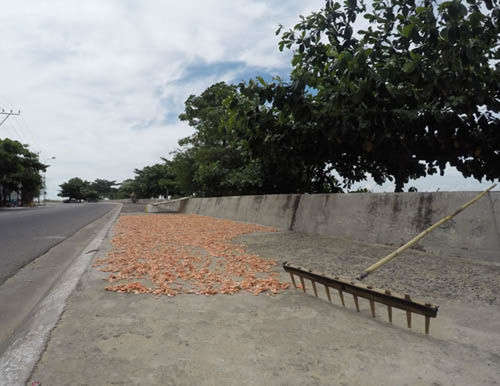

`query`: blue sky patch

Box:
[175,59,290,86]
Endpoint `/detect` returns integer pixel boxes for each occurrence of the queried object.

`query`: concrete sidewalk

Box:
[27,213,500,385]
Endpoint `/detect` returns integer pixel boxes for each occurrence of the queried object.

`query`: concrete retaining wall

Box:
[146,197,189,213]
[191,195,301,230]
[110,199,166,204]
[148,191,500,262]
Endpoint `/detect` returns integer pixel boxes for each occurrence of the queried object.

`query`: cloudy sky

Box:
[0,1,497,198]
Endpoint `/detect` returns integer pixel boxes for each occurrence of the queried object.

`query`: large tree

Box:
[90,178,118,199]
[176,82,264,196]
[166,149,198,196]
[58,177,88,201]
[276,0,500,191]
[115,179,137,200]
[226,78,342,193]
[0,138,46,205]
[130,163,178,198]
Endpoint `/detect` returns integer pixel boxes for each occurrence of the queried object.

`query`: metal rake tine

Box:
[311,280,318,298]
[353,294,360,312]
[338,288,345,307]
[369,299,376,318]
[324,285,332,303]
[405,295,412,328]
[299,276,306,293]
[350,281,360,312]
[385,290,393,323]
[367,286,376,317]
[425,303,432,334]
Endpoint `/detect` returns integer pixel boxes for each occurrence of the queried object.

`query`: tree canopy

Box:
[0,138,46,205]
[58,177,120,201]
[130,163,177,198]
[161,0,499,195]
[59,177,90,201]
[91,179,118,199]
[225,78,342,193]
[173,82,264,196]
[275,0,500,191]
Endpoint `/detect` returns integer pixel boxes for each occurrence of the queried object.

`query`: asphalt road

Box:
[0,203,117,285]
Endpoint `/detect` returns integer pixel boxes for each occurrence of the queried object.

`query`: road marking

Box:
[0,204,122,386]
[40,236,66,240]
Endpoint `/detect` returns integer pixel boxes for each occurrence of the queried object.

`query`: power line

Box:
[0,109,21,128]
[8,118,27,144]
[0,96,40,151]
[17,114,41,152]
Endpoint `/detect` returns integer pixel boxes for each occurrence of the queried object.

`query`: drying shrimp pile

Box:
[94,214,290,296]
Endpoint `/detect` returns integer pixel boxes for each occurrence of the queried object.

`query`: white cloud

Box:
[0,0,496,198]
[0,0,326,198]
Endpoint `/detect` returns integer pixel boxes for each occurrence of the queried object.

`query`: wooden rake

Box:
[284,184,496,335]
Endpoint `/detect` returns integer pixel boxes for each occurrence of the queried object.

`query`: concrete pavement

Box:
[20,212,500,385]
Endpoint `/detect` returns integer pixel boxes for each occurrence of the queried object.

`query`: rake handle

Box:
[357,184,497,280]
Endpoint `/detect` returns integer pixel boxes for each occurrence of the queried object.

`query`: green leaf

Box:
[256,76,266,86]
[438,1,453,11]
[448,2,467,18]
[352,86,365,104]
[291,54,302,66]
[466,46,475,61]
[409,51,421,61]
[402,61,416,73]
[401,24,414,38]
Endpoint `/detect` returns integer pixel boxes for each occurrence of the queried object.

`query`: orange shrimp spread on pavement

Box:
[94,214,290,296]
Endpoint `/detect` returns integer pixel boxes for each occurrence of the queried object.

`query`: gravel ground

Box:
[112,204,500,307]
[235,231,500,307]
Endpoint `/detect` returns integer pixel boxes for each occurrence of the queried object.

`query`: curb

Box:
[0,204,122,386]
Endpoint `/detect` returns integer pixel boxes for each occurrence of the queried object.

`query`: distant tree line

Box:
[58,169,178,202]
[0,138,46,206]
[58,178,121,202]
[60,0,500,200]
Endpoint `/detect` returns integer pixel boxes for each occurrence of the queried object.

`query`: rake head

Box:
[283,262,439,335]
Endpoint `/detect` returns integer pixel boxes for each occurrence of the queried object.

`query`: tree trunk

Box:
[394,176,404,192]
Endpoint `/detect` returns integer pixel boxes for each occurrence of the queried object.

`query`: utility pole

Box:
[0,109,21,127]
[42,156,56,205]
[0,108,21,206]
